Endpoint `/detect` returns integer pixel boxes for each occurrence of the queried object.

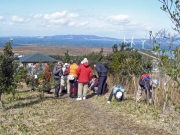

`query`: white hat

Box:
[81,58,88,64]
[64,63,68,66]
[83,58,88,63]
[116,91,122,99]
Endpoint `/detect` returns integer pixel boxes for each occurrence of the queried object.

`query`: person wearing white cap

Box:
[107,84,126,103]
[76,58,92,100]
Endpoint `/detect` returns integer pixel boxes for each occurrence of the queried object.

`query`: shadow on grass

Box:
[4,94,64,111]
[5,99,42,110]
[87,92,96,99]
[16,89,31,93]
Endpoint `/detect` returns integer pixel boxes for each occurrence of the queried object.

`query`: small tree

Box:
[0,41,16,109]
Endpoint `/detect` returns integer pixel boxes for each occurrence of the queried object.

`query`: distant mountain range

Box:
[0,35,120,40]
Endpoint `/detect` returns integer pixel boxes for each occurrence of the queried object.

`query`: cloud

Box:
[33,14,43,19]
[67,13,79,18]
[11,16,24,23]
[68,21,75,26]
[0,16,4,20]
[107,14,130,24]
[78,21,89,27]
[49,18,68,25]
[67,21,89,27]
[44,11,67,20]
[43,11,79,25]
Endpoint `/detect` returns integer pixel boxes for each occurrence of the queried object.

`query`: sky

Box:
[0,0,177,39]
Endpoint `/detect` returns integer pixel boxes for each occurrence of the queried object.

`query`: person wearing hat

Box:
[136,74,159,104]
[76,58,93,100]
[92,62,107,96]
[53,62,63,98]
[107,84,126,103]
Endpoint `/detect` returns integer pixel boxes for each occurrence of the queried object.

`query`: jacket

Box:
[108,85,125,101]
[95,63,107,77]
[76,62,92,83]
[53,66,63,79]
[44,64,51,82]
[69,63,78,77]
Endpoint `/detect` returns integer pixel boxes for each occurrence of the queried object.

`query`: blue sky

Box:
[0,0,176,38]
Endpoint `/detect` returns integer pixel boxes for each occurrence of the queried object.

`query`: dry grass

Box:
[0,83,179,135]
[0,45,112,56]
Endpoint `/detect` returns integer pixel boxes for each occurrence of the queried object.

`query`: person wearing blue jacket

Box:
[92,62,107,96]
[107,84,126,103]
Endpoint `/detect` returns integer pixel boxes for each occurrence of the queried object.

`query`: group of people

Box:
[52,58,108,100]
[29,60,159,104]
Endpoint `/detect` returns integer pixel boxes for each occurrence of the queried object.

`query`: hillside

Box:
[0,84,178,135]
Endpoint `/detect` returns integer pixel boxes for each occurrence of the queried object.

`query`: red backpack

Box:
[141,74,150,81]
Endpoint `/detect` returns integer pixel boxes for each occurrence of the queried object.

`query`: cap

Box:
[116,91,122,99]
[92,62,97,65]
[57,62,63,66]
[64,63,68,66]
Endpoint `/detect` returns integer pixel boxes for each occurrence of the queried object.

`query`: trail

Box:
[59,95,172,135]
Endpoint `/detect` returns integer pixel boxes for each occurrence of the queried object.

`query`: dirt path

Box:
[61,97,171,135]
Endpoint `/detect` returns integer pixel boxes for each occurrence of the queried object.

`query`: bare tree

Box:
[159,0,180,33]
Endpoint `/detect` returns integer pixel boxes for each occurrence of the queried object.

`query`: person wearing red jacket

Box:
[76,58,93,100]
[44,63,51,93]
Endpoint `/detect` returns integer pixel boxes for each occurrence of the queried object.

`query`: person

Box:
[30,63,38,90]
[64,63,70,94]
[76,58,93,100]
[44,63,51,93]
[107,84,126,103]
[88,75,99,93]
[68,60,79,98]
[136,73,159,103]
[53,62,63,98]
[60,63,68,95]
[92,62,107,96]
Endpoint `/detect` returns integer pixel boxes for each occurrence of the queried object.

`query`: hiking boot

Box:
[83,97,86,100]
[76,97,82,101]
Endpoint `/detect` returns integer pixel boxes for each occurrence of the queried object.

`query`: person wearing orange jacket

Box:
[76,58,92,100]
[68,60,79,98]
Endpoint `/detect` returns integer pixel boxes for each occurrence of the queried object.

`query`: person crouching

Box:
[107,84,126,103]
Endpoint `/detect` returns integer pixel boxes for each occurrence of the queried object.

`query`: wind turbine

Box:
[130,36,135,48]
[123,37,128,44]
[140,39,146,49]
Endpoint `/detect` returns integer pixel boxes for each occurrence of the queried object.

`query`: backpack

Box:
[141,74,150,81]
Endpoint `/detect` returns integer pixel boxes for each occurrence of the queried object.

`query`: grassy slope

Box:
[0,84,179,135]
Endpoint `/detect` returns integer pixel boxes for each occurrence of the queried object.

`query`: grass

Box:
[0,86,179,135]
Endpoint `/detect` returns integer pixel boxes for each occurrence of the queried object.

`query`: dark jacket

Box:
[95,63,107,77]
[53,66,63,79]
[139,79,151,91]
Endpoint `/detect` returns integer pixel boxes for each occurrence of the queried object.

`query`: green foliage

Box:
[0,41,17,96]
[63,50,71,63]
[110,50,152,79]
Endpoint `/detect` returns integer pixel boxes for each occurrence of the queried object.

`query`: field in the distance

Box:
[6,45,112,56]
